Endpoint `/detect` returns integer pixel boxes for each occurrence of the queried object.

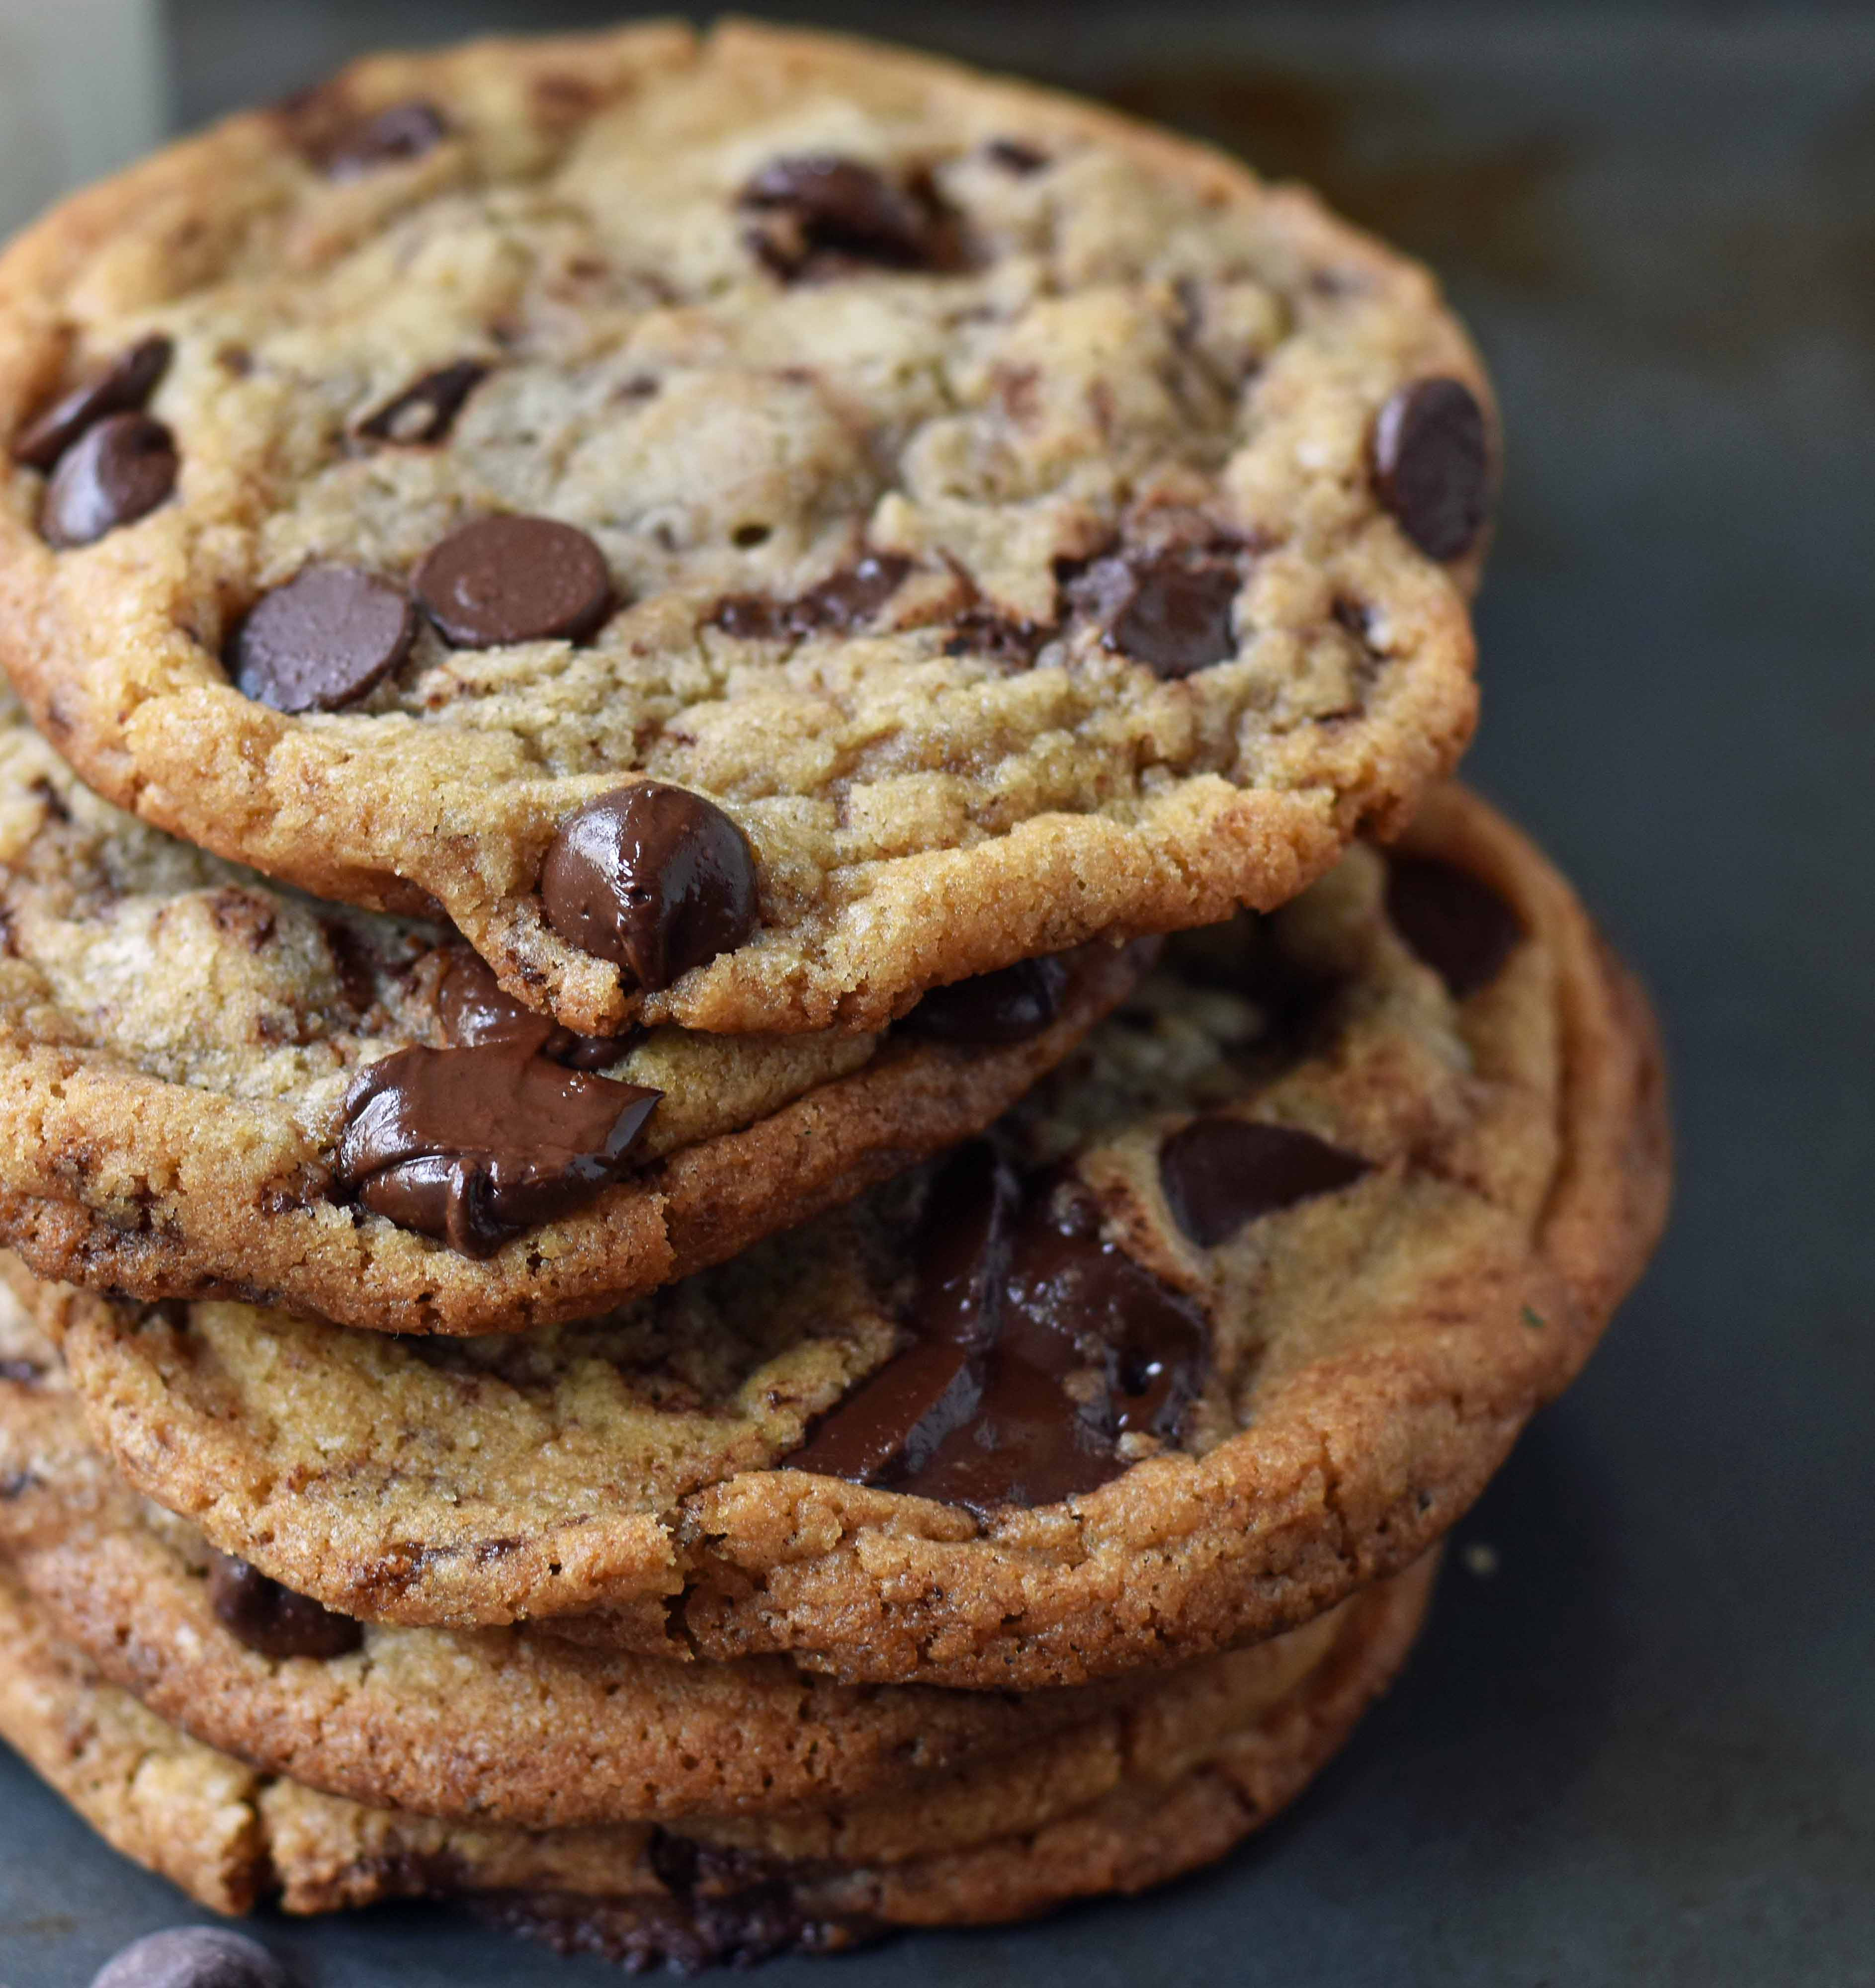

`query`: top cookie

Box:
[0,19,1490,1036]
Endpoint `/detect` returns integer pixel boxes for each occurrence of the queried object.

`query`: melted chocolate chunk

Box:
[941,607,1052,668]
[900,954,1070,1045]
[1159,1116,1370,1250]
[711,554,911,641]
[335,1041,660,1257]
[437,950,620,1069]
[91,1926,296,1988]
[229,564,417,713]
[1370,377,1491,561]
[325,99,449,177]
[207,1551,362,1661]
[1385,854,1525,997]
[40,413,176,547]
[414,515,612,648]
[12,335,171,471]
[1074,545,1242,676]
[539,782,760,992]
[740,154,958,280]
[355,360,490,445]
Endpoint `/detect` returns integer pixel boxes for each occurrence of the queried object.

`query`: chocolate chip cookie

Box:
[0,20,1490,1039]
[25,788,1666,1682]
[0,688,1143,1333]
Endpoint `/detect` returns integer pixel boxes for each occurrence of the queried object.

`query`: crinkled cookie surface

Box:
[0,20,1488,1036]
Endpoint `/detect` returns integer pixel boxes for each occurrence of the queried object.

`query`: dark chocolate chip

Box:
[90,1928,296,1988]
[539,782,759,992]
[355,360,490,445]
[740,154,955,279]
[229,564,417,713]
[325,99,449,178]
[0,1358,42,1385]
[437,950,620,1069]
[1370,377,1491,561]
[1385,854,1525,997]
[1158,1116,1370,1250]
[711,554,910,642]
[335,1043,660,1256]
[900,954,1070,1045]
[13,335,172,471]
[985,139,1049,174]
[207,1550,362,1661]
[1069,546,1241,677]
[414,514,612,648]
[941,608,1051,668]
[40,413,176,548]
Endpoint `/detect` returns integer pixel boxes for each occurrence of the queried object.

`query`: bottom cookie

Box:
[0,1554,1434,1968]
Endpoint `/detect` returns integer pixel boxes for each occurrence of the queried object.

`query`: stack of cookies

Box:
[0,21,1670,1975]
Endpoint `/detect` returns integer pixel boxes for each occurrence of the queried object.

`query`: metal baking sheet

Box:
[1,5,1870,1982]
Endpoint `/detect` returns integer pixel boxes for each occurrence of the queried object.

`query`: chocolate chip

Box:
[941,608,1051,669]
[1068,546,1241,677]
[1385,854,1525,997]
[1370,377,1491,561]
[985,139,1049,174]
[355,360,489,445]
[207,1550,362,1661]
[0,1357,42,1386]
[740,154,957,279]
[414,515,612,648]
[1159,1116,1370,1249]
[900,954,1070,1045]
[90,1928,296,1988]
[540,782,760,992]
[229,564,417,712]
[335,1042,660,1256]
[39,412,176,547]
[12,335,172,471]
[437,950,620,1069]
[325,99,449,178]
[711,554,910,642]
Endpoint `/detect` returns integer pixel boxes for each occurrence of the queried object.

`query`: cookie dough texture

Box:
[28,788,1668,1684]
[0,1552,1433,1946]
[0,688,1142,1333]
[0,18,1489,1037]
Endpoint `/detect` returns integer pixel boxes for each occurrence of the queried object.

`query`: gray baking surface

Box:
[2,4,1870,1983]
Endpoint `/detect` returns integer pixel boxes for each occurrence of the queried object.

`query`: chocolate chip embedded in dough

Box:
[206,1550,362,1661]
[414,514,612,648]
[900,954,1070,1045]
[984,139,1049,174]
[740,154,958,278]
[1370,377,1491,561]
[437,949,620,1069]
[540,782,760,992]
[355,360,490,445]
[39,413,176,548]
[13,335,172,471]
[1158,1116,1370,1249]
[229,564,417,713]
[1385,854,1525,997]
[325,99,449,178]
[89,1926,297,1988]
[711,554,911,642]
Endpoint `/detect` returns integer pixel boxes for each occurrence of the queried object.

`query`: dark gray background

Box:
[3,4,1871,1984]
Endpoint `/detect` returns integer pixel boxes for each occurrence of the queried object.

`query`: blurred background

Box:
[0,5,1871,1986]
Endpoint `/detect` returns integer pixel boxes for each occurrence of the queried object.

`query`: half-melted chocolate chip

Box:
[740,154,962,280]
[900,954,1070,1045]
[12,335,172,471]
[324,99,449,178]
[437,950,620,1070]
[540,782,760,992]
[791,1146,1209,1515]
[230,564,417,712]
[1159,1116,1370,1249]
[39,413,176,548]
[1370,377,1491,561]
[355,360,490,445]
[711,554,910,642]
[1065,545,1242,676]
[207,1551,362,1661]
[414,514,612,648]
[1385,854,1525,997]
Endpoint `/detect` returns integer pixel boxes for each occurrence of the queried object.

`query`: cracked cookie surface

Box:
[0,20,1487,1037]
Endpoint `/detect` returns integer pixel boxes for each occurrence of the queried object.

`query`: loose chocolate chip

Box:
[711,554,911,642]
[40,412,176,547]
[355,360,490,445]
[740,154,954,279]
[1073,547,1241,677]
[1370,377,1491,561]
[335,1043,660,1257]
[325,99,449,178]
[13,335,172,471]
[985,139,1049,174]
[91,1928,296,1988]
[438,950,620,1069]
[540,782,760,992]
[414,514,612,648]
[1385,854,1525,997]
[207,1550,362,1661]
[1159,1116,1370,1250]
[901,954,1070,1045]
[229,564,417,713]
